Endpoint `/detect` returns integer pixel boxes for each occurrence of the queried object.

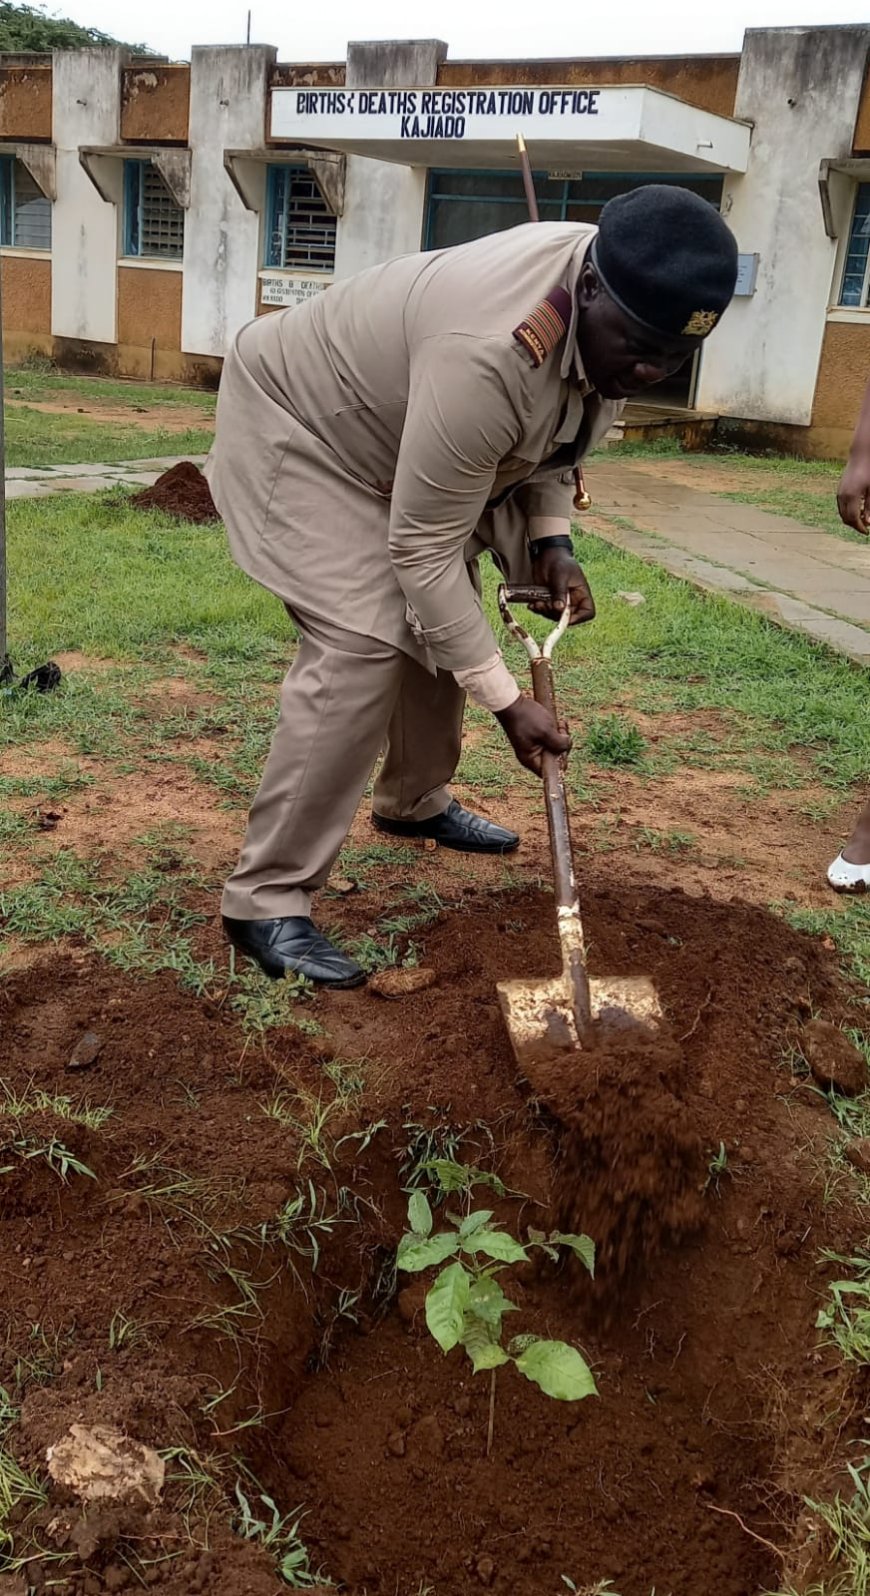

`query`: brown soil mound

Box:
[130,460,219,524]
[0,879,865,1595]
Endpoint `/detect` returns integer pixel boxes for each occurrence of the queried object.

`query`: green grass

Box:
[5,410,214,468]
[7,367,217,411]
[4,365,215,467]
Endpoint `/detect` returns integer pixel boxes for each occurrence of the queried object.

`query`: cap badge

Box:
[682,309,720,337]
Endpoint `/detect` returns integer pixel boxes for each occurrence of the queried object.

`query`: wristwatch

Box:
[528,533,574,561]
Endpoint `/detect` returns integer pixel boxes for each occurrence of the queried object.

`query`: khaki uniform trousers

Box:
[220,609,465,922]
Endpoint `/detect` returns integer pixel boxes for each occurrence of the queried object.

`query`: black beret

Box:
[591,185,738,340]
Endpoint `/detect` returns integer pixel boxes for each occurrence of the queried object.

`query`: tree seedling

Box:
[396,1162,597,1450]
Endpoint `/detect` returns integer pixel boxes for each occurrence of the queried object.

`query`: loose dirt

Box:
[0,872,866,1595]
[130,461,220,524]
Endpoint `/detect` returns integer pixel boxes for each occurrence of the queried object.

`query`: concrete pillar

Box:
[334,39,447,279]
[181,45,276,358]
[51,47,125,343]
[697,25,870,425]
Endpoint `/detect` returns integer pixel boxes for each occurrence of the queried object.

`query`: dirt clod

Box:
[802,1018,867,1095]
[66,1029,103,1071]
[130,461,219,525]
[47,1423,165,1505]
[369,966,436,998]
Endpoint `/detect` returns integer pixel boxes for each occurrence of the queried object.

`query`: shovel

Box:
[496,584,663,1073]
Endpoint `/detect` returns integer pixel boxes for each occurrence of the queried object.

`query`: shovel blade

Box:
[497,970,663,1073]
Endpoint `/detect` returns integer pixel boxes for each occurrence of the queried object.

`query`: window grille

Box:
[266,165,336,271]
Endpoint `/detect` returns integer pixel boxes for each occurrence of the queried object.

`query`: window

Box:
[0,157,51,250]
[425,170,723,251]
[265,165,336,272]
[124,160,184,260]
[840,184,870,307]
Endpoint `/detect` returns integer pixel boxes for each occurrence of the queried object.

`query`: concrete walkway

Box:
[5,455,208,500]
[591,460,870,666]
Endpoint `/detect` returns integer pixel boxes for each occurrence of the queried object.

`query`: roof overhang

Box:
[79,145,191,208]
[270,83,750,174]
[819,156,870,240]
[0,141,55,199]
[224,146,345,215]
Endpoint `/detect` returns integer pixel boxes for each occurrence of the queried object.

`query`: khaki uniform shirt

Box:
[206,221,622,673]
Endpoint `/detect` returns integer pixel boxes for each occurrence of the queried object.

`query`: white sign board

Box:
[734,253,759,297]
[273,85,606,146]
[259,272,333,309]
[270,84,751,176]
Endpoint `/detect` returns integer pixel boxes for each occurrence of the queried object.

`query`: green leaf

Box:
[396,1230,458,1273]
[459,1208,493,1238]
[425,1261,471,1352]
[551,1232,596,1276]
[514,1339,598,1401]
[470,1340,510,1374]
[463,1229,528,1264]
[420,1159,506,1196]
[408,1189,433,1238]
[467,1275,517,1332]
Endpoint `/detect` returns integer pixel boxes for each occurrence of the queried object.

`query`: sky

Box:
[56,0,870,64]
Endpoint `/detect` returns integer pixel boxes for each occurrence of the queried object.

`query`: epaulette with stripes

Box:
[512,286,572,368]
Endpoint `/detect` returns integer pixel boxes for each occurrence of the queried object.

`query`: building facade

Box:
[0,26,868,455]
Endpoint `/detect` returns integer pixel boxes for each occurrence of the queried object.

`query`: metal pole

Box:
[246,9,251,44]
[516,132,539,223]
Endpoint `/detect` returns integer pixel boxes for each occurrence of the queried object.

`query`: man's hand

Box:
[530,545,596,624]
[496,695,571,776]
[838,452,870,534]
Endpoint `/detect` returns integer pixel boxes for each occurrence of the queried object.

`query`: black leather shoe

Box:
[372,798,519,854]
[223,915,366,988]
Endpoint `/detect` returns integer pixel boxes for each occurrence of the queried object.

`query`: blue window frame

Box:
[123,159,184,260]
[424,169,723,252]
[0,156,51,249]
[840,184,870,307]
[265,165,336,271]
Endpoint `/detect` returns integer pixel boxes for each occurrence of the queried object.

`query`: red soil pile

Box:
[130,460,220,524]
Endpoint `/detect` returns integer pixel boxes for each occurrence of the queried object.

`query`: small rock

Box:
[66,1030,103,1071]
[802,1019,867,1096]
[614,590,646,606]
[369,966,436,999]
[846,1138,870,1175]
[386,1431,406,1457]
[476,1555,496,1586]
[328,876,357,895]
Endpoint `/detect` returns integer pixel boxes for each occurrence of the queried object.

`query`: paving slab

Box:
[591,460,870,664]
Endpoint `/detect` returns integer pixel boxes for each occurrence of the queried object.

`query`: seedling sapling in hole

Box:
[396,1160,597,1453]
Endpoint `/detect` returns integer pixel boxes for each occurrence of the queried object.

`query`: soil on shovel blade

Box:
[130,460,220,524]
[0,877,866,1596]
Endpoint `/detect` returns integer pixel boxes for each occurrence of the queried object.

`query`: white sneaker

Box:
[827,852,870,893]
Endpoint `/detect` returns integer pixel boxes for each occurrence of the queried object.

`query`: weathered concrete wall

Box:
[271,61,345,88]
[334,39,445,279]
[181,45,275,358]
[439,53,740,117]
[697,25,870,427]
[51,48,124,344]
[0,65,51,139]
[1,252,50,332]
[121,65,190,144]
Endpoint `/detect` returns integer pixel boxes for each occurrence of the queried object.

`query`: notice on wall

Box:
[259,272,332,309]
[272,85,607,144]
[734,253,759,297]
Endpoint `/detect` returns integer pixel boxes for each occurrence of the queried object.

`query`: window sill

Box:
[827,306,870,324]
[117,257,183,272]
[0,246,51,260]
